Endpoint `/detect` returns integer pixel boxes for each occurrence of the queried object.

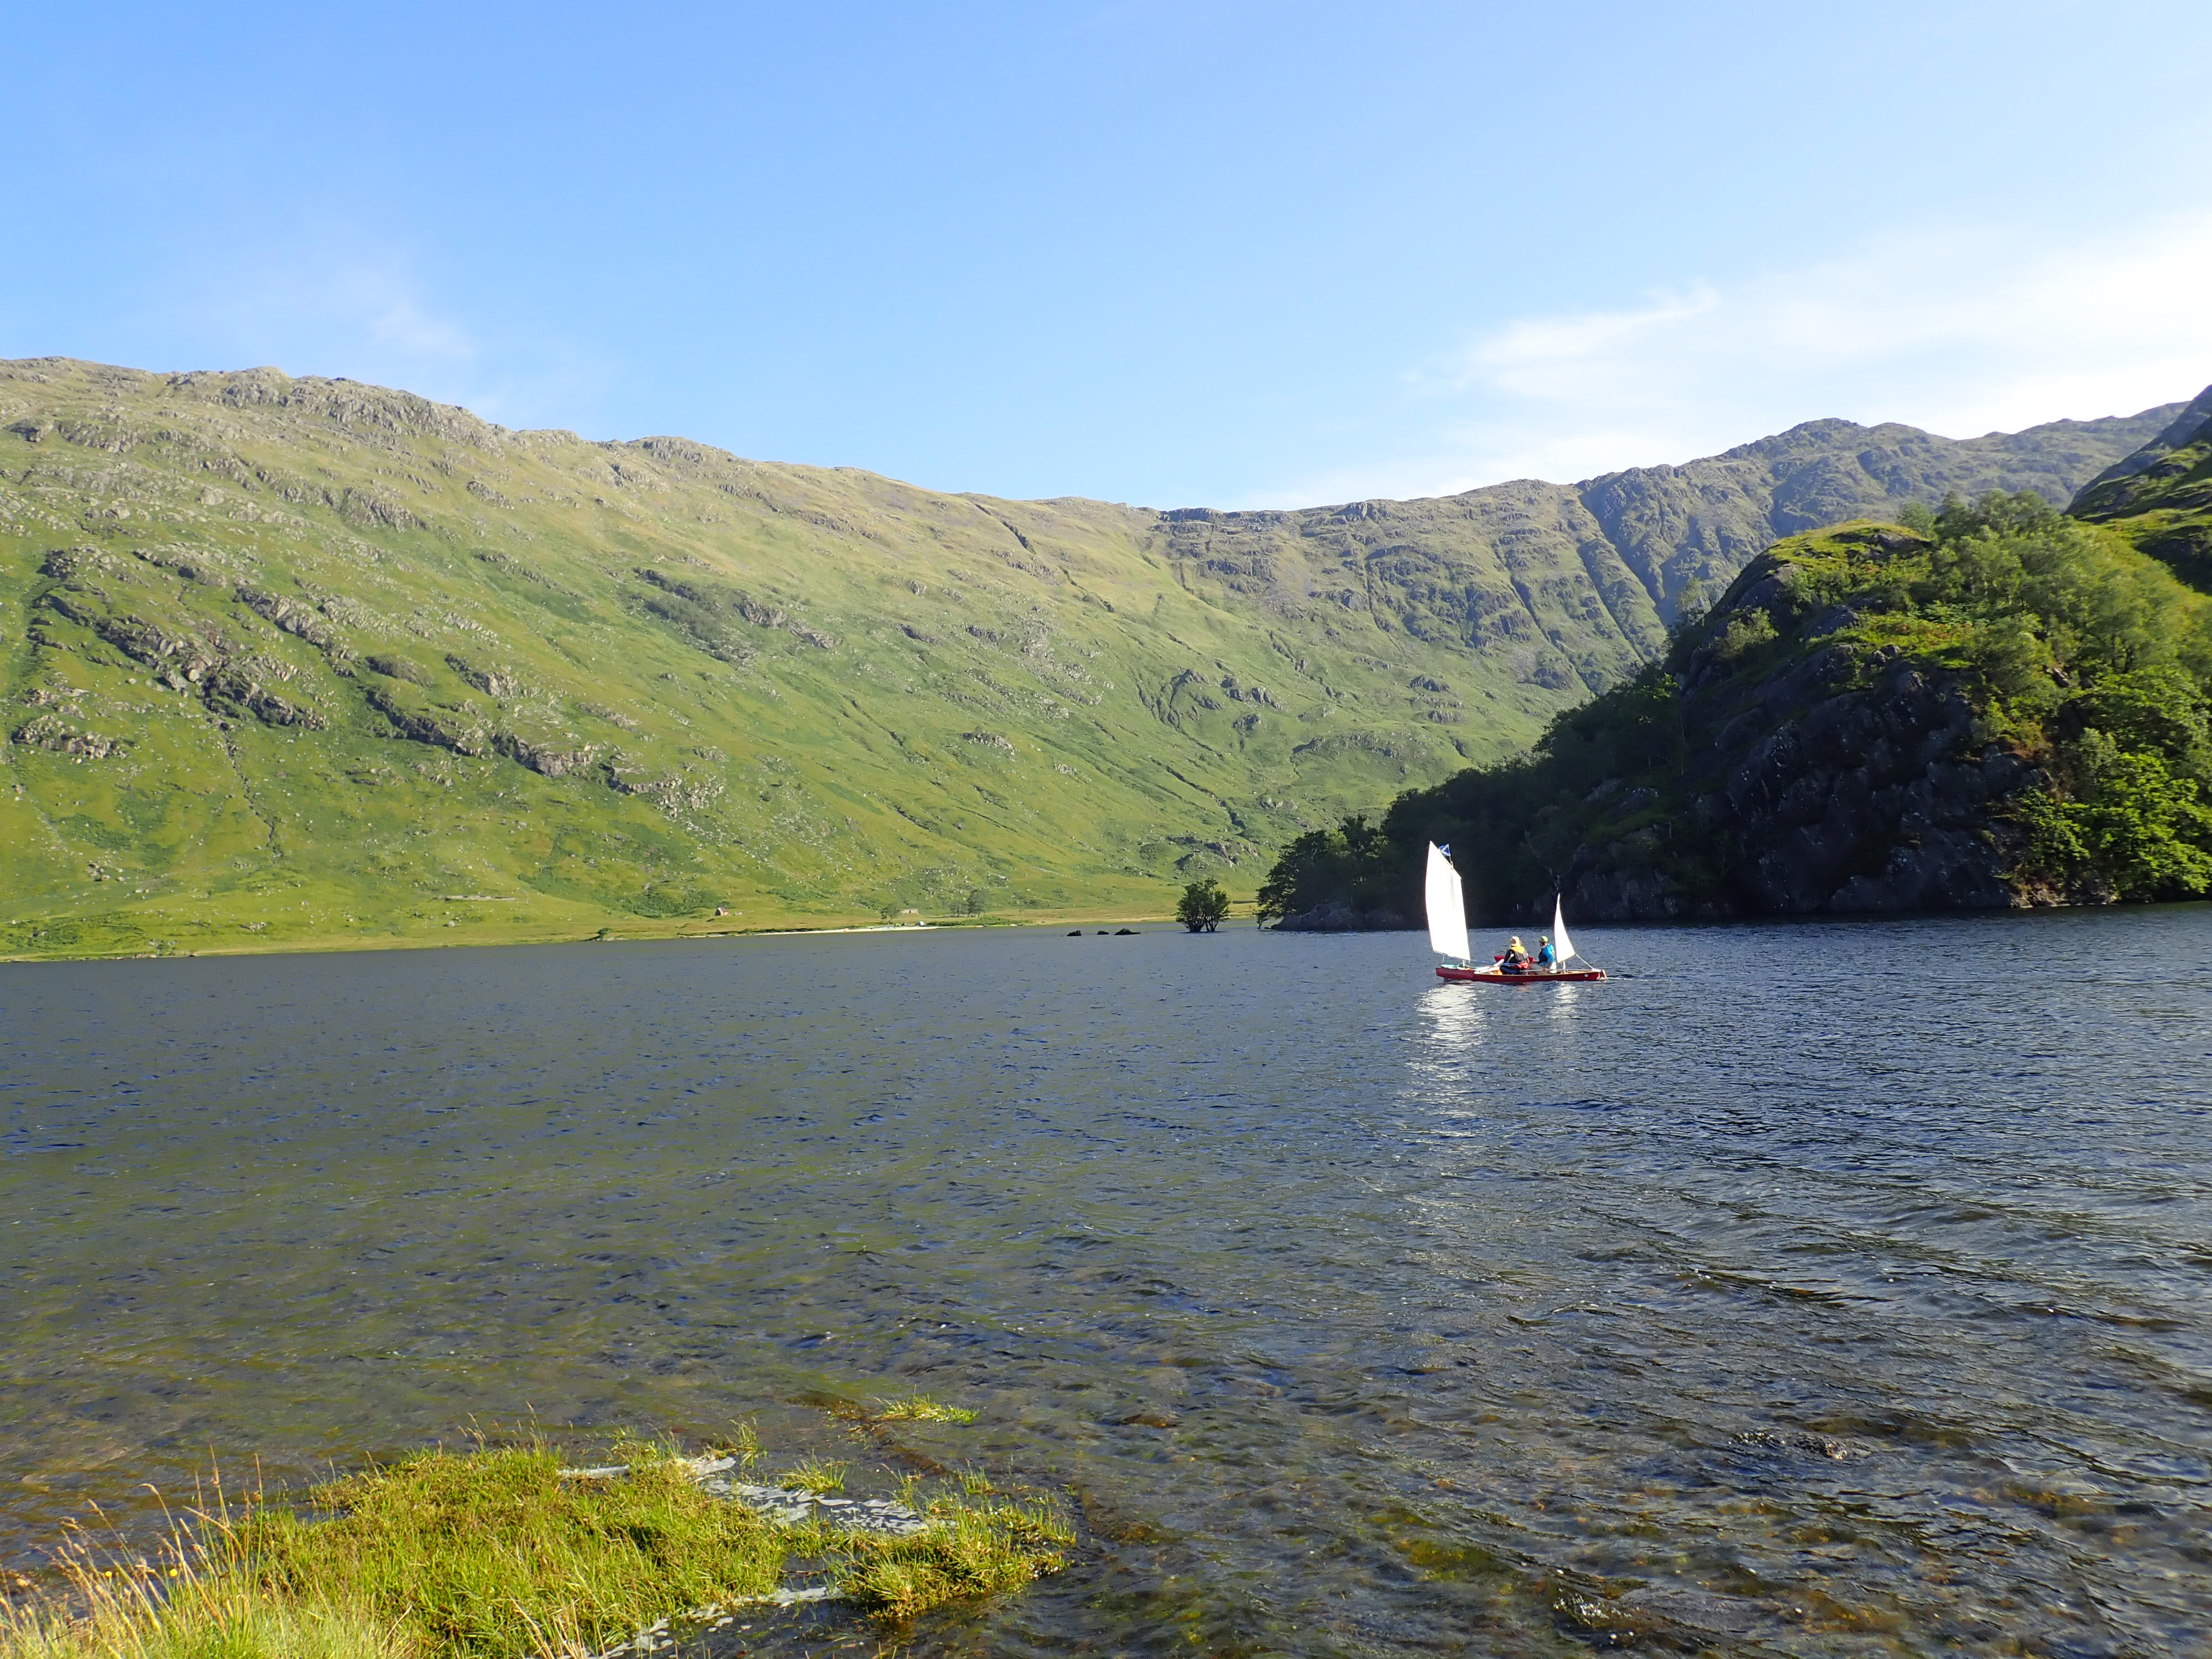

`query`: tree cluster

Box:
[1175,877,1233,932]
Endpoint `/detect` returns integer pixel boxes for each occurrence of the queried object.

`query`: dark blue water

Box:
[4,910,2210,1656]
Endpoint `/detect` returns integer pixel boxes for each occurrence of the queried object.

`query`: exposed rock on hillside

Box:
[1153,406,2183,697]
[1558,539,2033,920]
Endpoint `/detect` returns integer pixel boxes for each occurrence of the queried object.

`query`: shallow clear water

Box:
[4,910,2210,1656]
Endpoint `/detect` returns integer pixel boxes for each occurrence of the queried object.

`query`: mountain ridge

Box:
[0,355,2185,957]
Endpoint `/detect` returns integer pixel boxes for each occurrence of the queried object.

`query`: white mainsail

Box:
[1551,894,1576,965]
[1425,843,1470,962]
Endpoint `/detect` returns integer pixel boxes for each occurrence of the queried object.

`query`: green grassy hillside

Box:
[2072,384,2212,591]
[0,357,2181,957]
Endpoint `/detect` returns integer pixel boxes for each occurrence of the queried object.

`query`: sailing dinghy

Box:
[1425,844,1606,983]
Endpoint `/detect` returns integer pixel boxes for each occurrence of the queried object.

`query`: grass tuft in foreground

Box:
[836,1498,1072,1623]
[871,1394,978,1425]
[773,1457,847,1496]
[0,1512,419,1659]
[1,1438,1071,1659]
[243,1444,785,1656]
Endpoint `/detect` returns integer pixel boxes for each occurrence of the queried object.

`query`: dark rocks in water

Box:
[1731,1428,1857,1460]
[1114,927,1138,935]
[1066,929,1082,936]
[1095,930,1110,935]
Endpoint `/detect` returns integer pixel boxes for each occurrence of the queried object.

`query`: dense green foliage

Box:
[0,358,2175,958]
[1253,816,1404,925]
[1261,491,2212,920]
[1175,877,1232,931]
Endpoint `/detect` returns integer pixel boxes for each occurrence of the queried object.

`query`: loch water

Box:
[4,910,2210,1657]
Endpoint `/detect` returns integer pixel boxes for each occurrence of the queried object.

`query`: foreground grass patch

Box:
[246,1446,785,1655]
[773,1456,847,1496]
[839,1498,1072,1623]
[2,1437,1071,1659]
[871,1394,978,1425]
[0,1582,415,1659]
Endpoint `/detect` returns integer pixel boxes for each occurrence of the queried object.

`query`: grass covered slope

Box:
[1160,403,2188,692]
[2072,383,2212,592]
[0,357,2180,956]
[0,361,1559,955]
[1260,493,2212,925]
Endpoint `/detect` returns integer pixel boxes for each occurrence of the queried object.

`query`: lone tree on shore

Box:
[1176,878,1232,932]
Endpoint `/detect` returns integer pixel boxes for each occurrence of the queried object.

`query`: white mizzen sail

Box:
[1426,843,1470,962]
[1551,894,1576,964]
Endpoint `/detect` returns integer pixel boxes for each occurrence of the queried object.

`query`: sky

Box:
[7,1,2212,508]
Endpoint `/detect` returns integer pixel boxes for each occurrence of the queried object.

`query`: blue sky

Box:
[8,1,2211,507]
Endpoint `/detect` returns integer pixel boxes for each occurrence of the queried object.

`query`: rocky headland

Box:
[1258,398,2212,927]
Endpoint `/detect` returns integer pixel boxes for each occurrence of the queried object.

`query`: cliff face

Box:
[1556,538,2034,922]
[1569,644,2027,922]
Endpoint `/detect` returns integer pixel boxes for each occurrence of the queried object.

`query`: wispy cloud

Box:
[1256,210,2212,507]
[167,234,474,379]
[144,224,613,432]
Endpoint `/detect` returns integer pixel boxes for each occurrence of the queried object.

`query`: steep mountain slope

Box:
[0,357,2181,957]
[1162,409,2181,699]
[2071,384,2212,590]
[1260,487,2212,929]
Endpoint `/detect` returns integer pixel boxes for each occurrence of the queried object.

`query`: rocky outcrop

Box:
[11,713,125,759]
[494,732,598,778]
[1561,657,2032,921]
[364,684,483,753]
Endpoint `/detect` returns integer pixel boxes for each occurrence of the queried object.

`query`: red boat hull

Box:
[1437,964,1606,984]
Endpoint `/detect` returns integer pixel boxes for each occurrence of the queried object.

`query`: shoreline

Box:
[7,895,2206,966]
[0,908,1190,965]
